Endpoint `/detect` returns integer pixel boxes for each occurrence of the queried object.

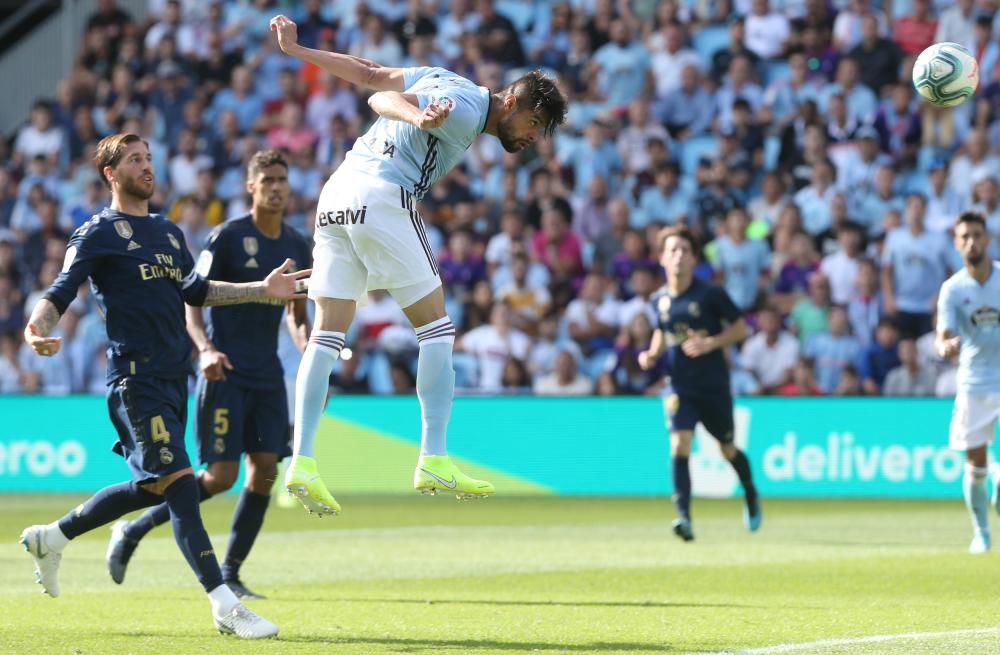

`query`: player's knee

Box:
[201,464,238,494]
[247,463,278,494]
[719,443,738,460]
[670,433,693,457]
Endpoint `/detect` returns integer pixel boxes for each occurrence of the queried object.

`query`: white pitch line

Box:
[698,627,1000,655]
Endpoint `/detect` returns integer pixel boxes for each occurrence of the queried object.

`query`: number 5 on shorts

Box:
[150,415,171,444]
[214,408,229,435]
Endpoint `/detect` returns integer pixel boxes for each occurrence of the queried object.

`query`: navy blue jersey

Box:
[194,215,311,388]
[45,208,209,384]
[652,278,741,394]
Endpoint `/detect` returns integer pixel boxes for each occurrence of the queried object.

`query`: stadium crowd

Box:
[1,0,998,397]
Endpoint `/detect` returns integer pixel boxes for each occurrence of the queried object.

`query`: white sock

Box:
[44,522,69,552]
[208,583,240,618]
[963,465,990,538]
[415,317,456,456]
[293,331,344,458]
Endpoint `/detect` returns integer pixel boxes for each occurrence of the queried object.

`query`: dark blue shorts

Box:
[664,388,735,443]
[107,376,193,483]
[194,377,290,464]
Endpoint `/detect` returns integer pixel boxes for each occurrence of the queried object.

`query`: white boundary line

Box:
[698,627,1000,654]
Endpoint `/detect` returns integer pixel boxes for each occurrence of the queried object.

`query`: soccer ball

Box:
[912,42,979,108]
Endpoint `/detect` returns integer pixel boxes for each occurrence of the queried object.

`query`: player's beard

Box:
[967,250,985,266]
[120,174,155,201]
[496,116,525,153]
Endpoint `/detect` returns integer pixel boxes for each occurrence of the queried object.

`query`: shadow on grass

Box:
[278,634,681,652]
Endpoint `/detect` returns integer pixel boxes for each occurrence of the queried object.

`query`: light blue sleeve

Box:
[418,86,487,145]
[937,279,959,334]
[402,67,448,90]
[880,230,896,268]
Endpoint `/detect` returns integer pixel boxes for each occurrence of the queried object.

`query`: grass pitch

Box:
[1,495,997,655]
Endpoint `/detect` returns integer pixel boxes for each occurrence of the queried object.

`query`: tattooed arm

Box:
[24,299,65,357]
[201,258,310,307]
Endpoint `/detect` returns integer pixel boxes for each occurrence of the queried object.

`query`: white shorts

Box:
[949,392,1000,451]
[310,167,441,307]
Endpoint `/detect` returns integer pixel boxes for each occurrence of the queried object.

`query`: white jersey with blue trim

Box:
[343,66,491,199]
[937,262,1000,394]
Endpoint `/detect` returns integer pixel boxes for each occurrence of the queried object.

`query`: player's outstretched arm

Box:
[23,299,64,357]
[270,14,405,92]
[202,259,310,307]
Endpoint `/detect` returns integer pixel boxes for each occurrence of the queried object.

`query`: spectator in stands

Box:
[849,15,901,95]
[566,271,619,360]
[145,0,196,56]
[650,21,701,100]
[657,64,714,141]
[741,306,799,393]
[208,65,264,132]
[948,129,999,201]
[847,257,881,346]
[573,176,612,243]
[794,158,837,236]
[969,175,1000,258]
[458,302,532,392]
[835,363,863,395]
[761,52,820,128]
[499,252,551,336]
[168,129,213,196]
[805,304,863,393]
[821,221,865,304]
[21,198,67,282]
[0,272,24,340]
[533,206,584,287]
[590,19,651,109]
[873,84,921,167]
[592,200,631,276]
[692,159,744,239]
[855,165,904,236]
[713,207,771,311]
[793,24,840,82]
[776,356,825,395]
[825,93,858,144]
[748,172,789,228]
[0,334,23,393]
[893,0,937,57]
[618,100,672,178]
[598,312,663,396]
[636,162,690,229]
[534,349,594,396]
[745,0,790,60]
[618,265,659,327]
[832,127,886,206]
[86,0,133,48]
[881,193,952,338]
[475,0,526,67]
[790,271,833,345]
[716,55,764,130]
[832,0,889,53]
[925,160,964,234]
[821,58,878,125]
[860,316,900,394]
[14,102,62,169]
[439,230,487,307]
[934,0,976,46]
[711,16,760,86]
[883,337,936,396]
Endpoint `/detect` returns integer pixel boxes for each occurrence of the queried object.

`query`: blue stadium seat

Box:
[679,134,719,176]
[692,25,729,66]
[763,60,790,86]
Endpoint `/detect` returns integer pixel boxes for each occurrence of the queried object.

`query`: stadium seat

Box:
[692,25,729,66]
[679,134,719,176]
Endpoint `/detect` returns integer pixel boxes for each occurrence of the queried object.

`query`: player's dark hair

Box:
[656,225,699,256]
[504,70,568,137]
[247,149,289,180]
[955,211,987,231]
[93,133,148,189]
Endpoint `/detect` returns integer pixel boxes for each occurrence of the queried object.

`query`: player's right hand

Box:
[269,14,298,53]
[638,350,656,370]
[414,101,451,130]
[24,324,62,357]
[938,335,961,359]
[200,348,234,381]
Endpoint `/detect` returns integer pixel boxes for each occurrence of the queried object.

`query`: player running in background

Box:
[20,134,307,638]
[936,212,1000,554]
[106,150,311,598]
[639,227,761,541]
[267,14,568,515]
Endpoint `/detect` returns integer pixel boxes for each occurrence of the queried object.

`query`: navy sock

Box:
[672,456,692,522]
[729,450,757,501]
[164,475,224,593]
[57,481,160,540]
[222,489,271,581]
[125,477,213,541]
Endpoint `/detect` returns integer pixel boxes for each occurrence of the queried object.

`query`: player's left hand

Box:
[681,330,715,358]
[269,14,299,53]
[415,101,451,130]
[264,259,311,300]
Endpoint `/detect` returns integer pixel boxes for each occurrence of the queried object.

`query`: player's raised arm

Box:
[269,14,405,92]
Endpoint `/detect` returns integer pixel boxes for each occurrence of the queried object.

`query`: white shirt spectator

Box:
[650,48,702,98]
[745,12,790,59]
[168,154,213,196]
[883,364,937,396]
[15,124,62,161]
[741,330,800,388]
[618,296,657,329]
[461,325,532,392]
[820,249,860,305]
[565,297,622,332]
